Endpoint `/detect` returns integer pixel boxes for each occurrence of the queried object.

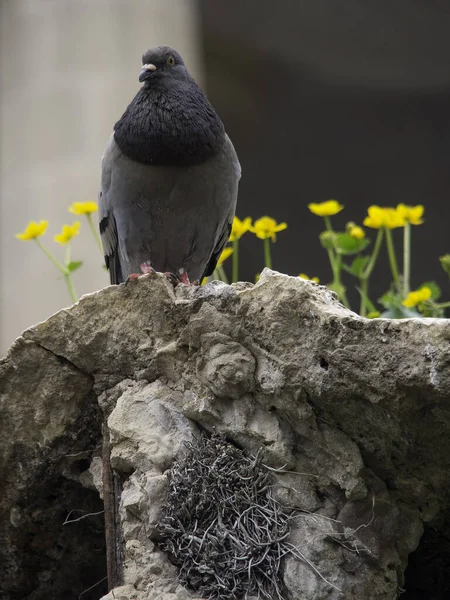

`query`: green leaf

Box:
[420,303,445,318]
[343,256,370,278]
[381,306,421,319]
[66,261,83,273]
[334,233,370,256]
[419,281,441,301]
[400,306,422,318]
[379,285,417,317]
[378,289,400,310]
[380,308,397,318]
[439,254,450,277]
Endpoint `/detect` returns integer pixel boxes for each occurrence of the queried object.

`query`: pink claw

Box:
[140,261,155,275]
[124,273,141,285]
[177,269,191,285]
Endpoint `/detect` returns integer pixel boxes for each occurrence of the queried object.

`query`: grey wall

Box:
[0,0,202,354]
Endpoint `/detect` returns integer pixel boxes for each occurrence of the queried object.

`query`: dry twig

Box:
[158,434,289,599]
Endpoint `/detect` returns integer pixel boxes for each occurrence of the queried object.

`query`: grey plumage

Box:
[99,46,240,285]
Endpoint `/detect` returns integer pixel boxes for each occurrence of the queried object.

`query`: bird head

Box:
[139,46,186,83]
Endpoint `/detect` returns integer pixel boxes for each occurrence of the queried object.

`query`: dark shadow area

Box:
[1,394,107,600]
[8,480,107,600]
[403,524,450,600]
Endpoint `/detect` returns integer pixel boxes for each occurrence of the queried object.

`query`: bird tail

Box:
[105,253,124,285]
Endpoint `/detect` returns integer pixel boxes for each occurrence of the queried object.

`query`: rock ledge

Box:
[1,270,450,600]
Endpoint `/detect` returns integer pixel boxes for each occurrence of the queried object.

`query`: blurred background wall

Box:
[2,0,450,354]
[0,0,202,354]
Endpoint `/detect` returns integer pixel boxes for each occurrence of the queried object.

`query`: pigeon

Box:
[99,45,241,285]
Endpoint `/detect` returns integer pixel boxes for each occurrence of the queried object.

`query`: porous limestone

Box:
[1,270,450,600]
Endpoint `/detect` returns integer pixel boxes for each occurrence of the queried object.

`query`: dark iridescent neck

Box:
[114,78,225,166]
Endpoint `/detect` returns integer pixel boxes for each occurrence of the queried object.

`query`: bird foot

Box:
[125,265,198,287]
[162,269,198,287]
[177,268,191,285]
[124,262,156,285]
[140,261,155,275]
[124,273,141,286]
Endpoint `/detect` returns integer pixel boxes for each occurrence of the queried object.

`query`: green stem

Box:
[65,243,71,266]
[435,301,450,308]
[357,228,384,316]
[35,239,78,303]
[35,239,67,274]
[323,215,349,307]
[326,248,337,274]
[323,216,337,273]
[264,238,272,269]
[232,239,239,283]
[64,274,78,303]
[217,264,229,284]
[384,228,400,292]
[323,214,337,281]
[334,254,350,308]
[363,229,384,279]
[403,221,411,297]
[64,243,78,302]
[87,213,103,254]
[360,277,368,317]
[212,269,220,281]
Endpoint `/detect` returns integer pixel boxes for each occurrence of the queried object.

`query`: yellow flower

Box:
[15,220,48,241]
[363,206,384,229]
[217,246,233,266]
[367,311,381,319]
[54,222,81,245]
[384,208,405,229]
[308,200,344,217]
[299,273,320,284]
[69,201,98,215]
[249,216,287,241]
[402,286,432,308]
[229,216,252,241]
[348,225,365,239]
[363,206,405,229]
[396,204,424,225]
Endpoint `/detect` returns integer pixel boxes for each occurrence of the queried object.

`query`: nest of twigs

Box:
[158,433,290,600]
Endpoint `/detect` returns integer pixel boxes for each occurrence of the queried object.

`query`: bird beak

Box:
[139,63,157,82]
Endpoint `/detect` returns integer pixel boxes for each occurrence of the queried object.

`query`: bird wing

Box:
[201,135,241,280]
[201,206,234,280]
[99,135,122,285]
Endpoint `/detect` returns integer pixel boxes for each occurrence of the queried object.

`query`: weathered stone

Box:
[0,339,106,599]
[100,584,140,600]
[196,332,256,399]
[108,380,198,474]
[1,270,450,599]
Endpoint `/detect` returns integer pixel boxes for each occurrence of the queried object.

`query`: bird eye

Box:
[167,55,175,67]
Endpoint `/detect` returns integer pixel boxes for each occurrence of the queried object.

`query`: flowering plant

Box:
[16,200,450,319]
[15,202,101,303]
[307,201,450,318]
